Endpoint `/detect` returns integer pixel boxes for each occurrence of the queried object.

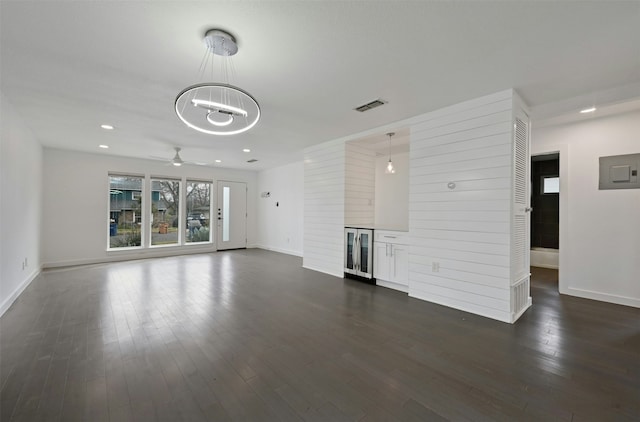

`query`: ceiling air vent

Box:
[247,159,258,163]
[354,99,386,112]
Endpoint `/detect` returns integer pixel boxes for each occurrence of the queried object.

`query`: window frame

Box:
[107,173,145,251]
[107,173,220,252]
[149,177,182,248]
[185,179,214,245]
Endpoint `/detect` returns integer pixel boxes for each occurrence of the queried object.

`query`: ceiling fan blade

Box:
[186,161,214,167]
[148,155,170,161]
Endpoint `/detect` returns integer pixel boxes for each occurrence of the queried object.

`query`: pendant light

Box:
[175,29,260,136]
[385,132,396,174]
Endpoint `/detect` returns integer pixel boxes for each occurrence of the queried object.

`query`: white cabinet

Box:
[374,230,409,293]
[374,242,391,280]
[392,244,409,285]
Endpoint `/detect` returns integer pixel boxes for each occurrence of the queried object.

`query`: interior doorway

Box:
[530,153,560,289]
[216,180,247,250]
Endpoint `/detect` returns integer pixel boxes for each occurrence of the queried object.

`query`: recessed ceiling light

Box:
[99,144,109,149]
[215,159,222,163]
[580,107,596,114]
[100,124,114,130]
[243,148,251,153]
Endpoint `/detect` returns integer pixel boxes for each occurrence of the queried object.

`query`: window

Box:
[542,176,560,194]
[223,186,230,242]
[186,181,212,243]
[151,178,180,246]
[108,175,143,248]
[107,175,217,250]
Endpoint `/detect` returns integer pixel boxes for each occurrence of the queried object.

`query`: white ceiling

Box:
[1,1,639,170]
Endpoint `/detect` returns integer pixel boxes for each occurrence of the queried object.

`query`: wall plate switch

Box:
[432,262,440,272]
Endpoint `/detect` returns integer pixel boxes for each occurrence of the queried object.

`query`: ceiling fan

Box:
[149,147,210,167]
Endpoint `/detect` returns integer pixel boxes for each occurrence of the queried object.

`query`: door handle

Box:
[355,236,360,271]
[525,207,533,213]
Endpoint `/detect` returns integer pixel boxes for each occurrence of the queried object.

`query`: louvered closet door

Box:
[512,112,531,285]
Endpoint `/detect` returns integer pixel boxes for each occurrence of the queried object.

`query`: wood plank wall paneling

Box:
[345,143,375,228]
[303,141,346,277]
[409,90,515,322]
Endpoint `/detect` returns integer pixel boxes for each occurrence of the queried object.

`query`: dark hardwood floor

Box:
[1,251,638,421]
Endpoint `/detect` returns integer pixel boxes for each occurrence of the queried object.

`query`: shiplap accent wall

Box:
[345,143,375,228]
[303,140,346,277]
[408,89,529,323]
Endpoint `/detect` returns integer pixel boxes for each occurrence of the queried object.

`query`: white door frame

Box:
[530,143,569,295]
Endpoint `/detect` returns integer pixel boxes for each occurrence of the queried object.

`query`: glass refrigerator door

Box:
[344,228,358,273]
[359,232,370,274]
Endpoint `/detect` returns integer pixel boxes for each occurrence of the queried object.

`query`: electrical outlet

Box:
[432,262,440,273]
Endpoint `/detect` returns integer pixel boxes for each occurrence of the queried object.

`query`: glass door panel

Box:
[346,231,355,270]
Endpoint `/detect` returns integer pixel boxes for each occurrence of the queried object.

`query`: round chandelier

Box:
[175,29,260,136]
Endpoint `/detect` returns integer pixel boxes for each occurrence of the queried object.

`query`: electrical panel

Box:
[599,153,640,190]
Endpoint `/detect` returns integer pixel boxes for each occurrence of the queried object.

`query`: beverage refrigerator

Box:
[344,227,374,283]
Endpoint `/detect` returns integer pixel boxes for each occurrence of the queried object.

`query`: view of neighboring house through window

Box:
[151,178,180,246]
[186,181,212,243]
[109,175,143,248]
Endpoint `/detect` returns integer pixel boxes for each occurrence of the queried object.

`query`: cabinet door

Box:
[374,242,390,281]
[391,244,409,286]
[358,229,373,277]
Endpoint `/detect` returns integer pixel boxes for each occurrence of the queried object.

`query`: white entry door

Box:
[216,181,247,250]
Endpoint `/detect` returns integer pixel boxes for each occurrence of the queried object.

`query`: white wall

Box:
[408,90,518,322]
[303,140,345,277]
[41,148,258,267]
[375,151,409,231]
[256,161,304,256]
[532,110,640,307]
[0,93,43,316]
[345,143,375,228]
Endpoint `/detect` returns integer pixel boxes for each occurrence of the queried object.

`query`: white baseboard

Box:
[408,289,512,324]
[510,298,532,323]
[302,264,343,279]
[43,246,217,269]
[255,244,303,257]
[530,248,559,269]
[566,287,640,308]
[376,279,409,293]
[531,263,559,270]
[0,267,41,317]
